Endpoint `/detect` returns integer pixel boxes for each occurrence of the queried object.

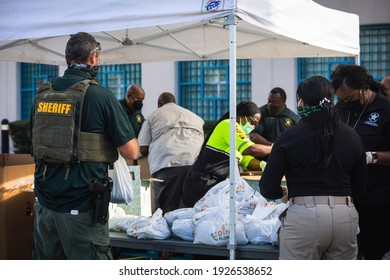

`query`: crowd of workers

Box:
[30,32,390,260]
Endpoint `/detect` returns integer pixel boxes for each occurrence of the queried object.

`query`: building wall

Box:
[1,0,389,151]
[252,58,298,114]
[0,62,19,122]
[141,61,177,118]
[315,0,390,25]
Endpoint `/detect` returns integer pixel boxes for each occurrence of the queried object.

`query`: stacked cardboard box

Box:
[0,154,35,260]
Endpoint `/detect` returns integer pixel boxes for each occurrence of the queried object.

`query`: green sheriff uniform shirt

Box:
[119,99,145,137]
[33,68,135,212]
[253,104,300,143]
[191,119,255,180]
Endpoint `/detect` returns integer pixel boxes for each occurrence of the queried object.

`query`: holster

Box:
[89,177,113,224]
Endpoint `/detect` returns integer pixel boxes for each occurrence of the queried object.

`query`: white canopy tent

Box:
[0,0,359,65]
[0,0,360,259]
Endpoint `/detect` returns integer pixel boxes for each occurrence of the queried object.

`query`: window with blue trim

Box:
[178,59,251,121]
[20,63,59,120]
[298,25,390,83]
[20,63,141,120]
[96,64,141,99]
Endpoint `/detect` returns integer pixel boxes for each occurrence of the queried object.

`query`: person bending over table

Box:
[182,100,271,207]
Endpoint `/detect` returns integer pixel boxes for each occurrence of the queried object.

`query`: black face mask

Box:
[267,104,285,116]
[339,99,363,114]
[133,100,143,111]
[69,63,98,77]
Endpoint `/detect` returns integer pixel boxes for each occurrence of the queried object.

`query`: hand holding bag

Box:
[108,153,134,204]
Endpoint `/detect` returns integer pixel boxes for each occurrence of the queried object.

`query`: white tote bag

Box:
[108,154,134,204]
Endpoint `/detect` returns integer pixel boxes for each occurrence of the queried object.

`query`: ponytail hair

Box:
[297,76,339,171]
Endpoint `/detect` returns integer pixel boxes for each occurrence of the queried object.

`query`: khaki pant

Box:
[279,196,358,260]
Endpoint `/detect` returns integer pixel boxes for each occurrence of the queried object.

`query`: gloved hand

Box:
[259,160,267,171]
[281,186,288,204]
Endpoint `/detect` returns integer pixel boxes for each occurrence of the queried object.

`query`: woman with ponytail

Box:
[260,76,367,260]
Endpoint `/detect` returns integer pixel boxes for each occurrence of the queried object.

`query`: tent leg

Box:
[226,13,237,261]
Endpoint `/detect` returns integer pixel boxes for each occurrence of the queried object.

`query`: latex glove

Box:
[366,151,378,164]
[259,160,267,171]
[366,151,373,164]
[281,186,288,204]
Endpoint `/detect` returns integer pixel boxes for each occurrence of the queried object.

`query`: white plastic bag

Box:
[194,217,248,246]
[172,219,195,241]
[193,208,248,246]
[108,153,134,204]
[126,208,171,240]
[164,208,196,228]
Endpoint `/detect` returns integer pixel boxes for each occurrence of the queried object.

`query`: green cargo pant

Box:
[33,201,112,260]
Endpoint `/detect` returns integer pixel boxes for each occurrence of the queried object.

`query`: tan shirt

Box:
[138,103,204,174]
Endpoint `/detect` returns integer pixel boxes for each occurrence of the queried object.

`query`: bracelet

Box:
[372,152,378,164]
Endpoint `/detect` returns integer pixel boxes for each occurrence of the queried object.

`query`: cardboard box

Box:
[125,156,150,179]
[0,154,35,260]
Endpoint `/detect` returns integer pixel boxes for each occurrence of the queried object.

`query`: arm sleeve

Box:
[104,93,135,147]
[235,123,255,153]
[351,139,367,199]
[137,120,152,146]
[259,141,288,199]
[240,155,254,170]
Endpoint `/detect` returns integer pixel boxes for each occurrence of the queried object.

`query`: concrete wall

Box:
[141,61,177,119]
[0,62,19,122]
[252,58,298,114]
[315,0,390,25]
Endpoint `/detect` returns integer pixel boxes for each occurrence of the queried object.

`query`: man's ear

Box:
[88,52,99,66]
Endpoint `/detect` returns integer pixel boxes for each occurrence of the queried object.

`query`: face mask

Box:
[239,117,254,135]
[297,105,321,117]
[267,104,285,116]
[69,64,98,77]
[339,99,363,114]
[133,100,143,111]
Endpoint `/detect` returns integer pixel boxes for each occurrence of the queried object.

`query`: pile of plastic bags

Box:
[109,177,288,245]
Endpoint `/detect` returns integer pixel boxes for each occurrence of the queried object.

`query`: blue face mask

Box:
[240,117,254,135]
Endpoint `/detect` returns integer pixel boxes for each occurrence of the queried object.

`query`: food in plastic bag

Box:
[193,179,230,211]
[245,217,281,245]
[243,201,288,244]
[164,208,196,228]
[108,207,140,232]
[171,219,195,241]
[194,219,248,246]
[193,207,248,246]
[126,208,171,240]
[108,153,134,204]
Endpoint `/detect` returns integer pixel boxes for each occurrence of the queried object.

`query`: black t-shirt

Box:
[260,119,367,201]
[336,92,390,205]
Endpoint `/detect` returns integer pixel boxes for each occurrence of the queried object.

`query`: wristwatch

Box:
[372,152,378,164]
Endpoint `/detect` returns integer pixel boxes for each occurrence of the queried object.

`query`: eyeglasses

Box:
[91,42,101,54]
[248,116,258,126]
[337,88,361,103]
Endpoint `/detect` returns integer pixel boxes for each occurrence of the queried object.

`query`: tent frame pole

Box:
[225,13,237,261]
